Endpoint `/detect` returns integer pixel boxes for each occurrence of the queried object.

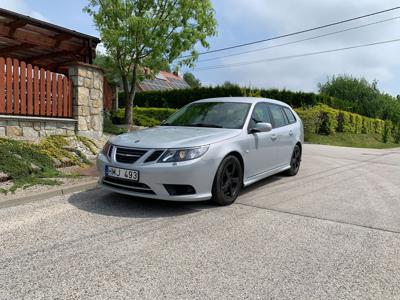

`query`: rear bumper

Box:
[96,153,216,201]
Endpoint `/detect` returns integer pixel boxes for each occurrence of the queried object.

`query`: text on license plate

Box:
[106,166,139,181]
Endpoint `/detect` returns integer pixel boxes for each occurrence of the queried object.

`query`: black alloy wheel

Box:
[286,144,301,176]
[212,155,243,206]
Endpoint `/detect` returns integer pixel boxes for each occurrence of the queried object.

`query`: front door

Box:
[244,103,279,179]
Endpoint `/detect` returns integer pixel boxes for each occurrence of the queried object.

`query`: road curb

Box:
[0,180,99,209]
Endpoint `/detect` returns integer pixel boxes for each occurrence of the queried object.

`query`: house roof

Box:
[0,8,100,73]
[137,71,191,91]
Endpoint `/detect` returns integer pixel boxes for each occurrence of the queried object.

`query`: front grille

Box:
[103,177,155,194]
[115,147,147,164]
[107,145,114,158]
[145,150,164,163]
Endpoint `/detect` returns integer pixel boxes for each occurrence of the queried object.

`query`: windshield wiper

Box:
[187,123,223,128]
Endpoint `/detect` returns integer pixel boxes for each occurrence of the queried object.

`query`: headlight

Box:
[159,146,209,163]
[101,142,112,156]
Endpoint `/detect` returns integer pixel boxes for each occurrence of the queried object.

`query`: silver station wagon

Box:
[97,97,304,205]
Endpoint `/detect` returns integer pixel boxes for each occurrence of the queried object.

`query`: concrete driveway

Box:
[1,144,400,299]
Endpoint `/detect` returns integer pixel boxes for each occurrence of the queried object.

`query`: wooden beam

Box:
[27,50,76,63]
[0,23,82,53]
[54,33,73,47]
[0,43,35,55]
[46,59,79,72]
[7,19,28,36]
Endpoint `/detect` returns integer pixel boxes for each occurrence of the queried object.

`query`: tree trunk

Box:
[124,93,134,125]
[123,65,138,125]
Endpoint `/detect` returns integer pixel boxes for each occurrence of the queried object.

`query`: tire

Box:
[285,144,301,176]
[211,155,243,206]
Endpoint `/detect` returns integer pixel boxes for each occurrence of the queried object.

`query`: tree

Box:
[85,0,217,124]
[93,52,120,86]
[183,72,201,88]
[318,75,381,118]
[222,81,240,89]
[318,74,400,123]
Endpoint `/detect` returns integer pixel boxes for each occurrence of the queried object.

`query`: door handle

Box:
[289,130,294,136]
[271,134,278,141]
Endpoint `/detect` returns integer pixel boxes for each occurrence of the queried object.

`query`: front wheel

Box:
[285,144,301,176]
[211,155,243,206]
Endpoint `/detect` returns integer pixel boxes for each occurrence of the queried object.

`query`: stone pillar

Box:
[69,63,103,139]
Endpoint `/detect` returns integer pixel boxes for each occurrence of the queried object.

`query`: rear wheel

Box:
[212,155,243,206]
[285,144,301,176]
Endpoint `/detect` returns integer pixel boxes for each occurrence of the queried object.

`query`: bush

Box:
[393,125,400,144]
[0,135,97,193]
[382,121,393,143]
[112,107,177,127]
[295,106,321,138]
[118,84,399,127]
[103,116,127,135]
[119,86,244,109]
[134,107,177,121]
[133,114,160,127]
[295,105,392,142]
[125,86,341,109]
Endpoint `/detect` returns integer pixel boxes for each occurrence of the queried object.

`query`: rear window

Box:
[269,104,287,128]
[283,107,296,124]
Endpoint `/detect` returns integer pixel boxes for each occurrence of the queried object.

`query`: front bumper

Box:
[96,152,217,201]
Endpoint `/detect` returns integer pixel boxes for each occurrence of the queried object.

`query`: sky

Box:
[2,0,400,96]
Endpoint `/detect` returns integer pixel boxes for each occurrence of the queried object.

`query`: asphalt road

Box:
[1,144,400,299]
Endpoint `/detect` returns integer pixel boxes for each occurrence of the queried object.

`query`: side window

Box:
[283,107,296,124]
[269,104,287,128]
[250,103,271,128]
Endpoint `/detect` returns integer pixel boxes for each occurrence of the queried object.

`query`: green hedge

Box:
[295,105,398,143]
[119,86,244,109]
[112,107,177,127]
[115,85,400,126]
[119,86,347,110]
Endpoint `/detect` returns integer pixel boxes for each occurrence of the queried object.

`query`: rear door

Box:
[268,104,294,167]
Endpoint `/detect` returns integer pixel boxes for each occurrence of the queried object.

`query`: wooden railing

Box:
[0,57,72,118]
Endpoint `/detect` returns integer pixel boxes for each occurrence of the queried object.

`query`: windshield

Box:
[162,102,251,129]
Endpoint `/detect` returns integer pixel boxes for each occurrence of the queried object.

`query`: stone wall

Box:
[69,63,104,140]
[0,116,76,139]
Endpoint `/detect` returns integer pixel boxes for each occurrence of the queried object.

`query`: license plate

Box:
[106,166,139,181]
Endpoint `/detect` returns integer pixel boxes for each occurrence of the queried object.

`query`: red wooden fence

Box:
[103,78,113,111]
[0,57,73,118]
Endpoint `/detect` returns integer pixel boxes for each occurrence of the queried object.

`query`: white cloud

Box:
[0,0,48,21]
[188,0,400,95]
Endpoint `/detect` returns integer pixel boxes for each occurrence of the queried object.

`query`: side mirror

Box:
[250,122,272,133]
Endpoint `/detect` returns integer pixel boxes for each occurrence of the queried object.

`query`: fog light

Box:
[164,184,196,196]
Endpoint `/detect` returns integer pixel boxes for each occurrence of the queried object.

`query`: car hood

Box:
[109,126,242,149]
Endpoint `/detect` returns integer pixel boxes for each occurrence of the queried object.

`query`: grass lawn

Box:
[306,133,400,149]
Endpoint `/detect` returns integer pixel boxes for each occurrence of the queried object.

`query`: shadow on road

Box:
[67,188,214,219]
[239,174,284,197]
[68,173,284,218]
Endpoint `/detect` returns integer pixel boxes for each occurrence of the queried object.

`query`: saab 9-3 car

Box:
[97,97,303,205]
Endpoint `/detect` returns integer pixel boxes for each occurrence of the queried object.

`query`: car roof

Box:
[193,97,291,107]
